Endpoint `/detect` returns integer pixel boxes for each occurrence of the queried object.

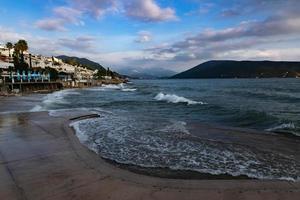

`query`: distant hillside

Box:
[57,55,123,78]
[172,60,300,79]
[119,67,177,79]
[56,55,106,71]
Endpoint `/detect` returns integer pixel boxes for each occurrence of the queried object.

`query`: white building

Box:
[0,43,19,57]
[1,42,97,83]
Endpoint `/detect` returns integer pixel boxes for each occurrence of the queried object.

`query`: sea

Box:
[2,79,300,181]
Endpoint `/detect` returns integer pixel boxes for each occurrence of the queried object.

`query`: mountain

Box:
[119,67,177,79]
[172,60,300,79]
[56,55,125,78]
[56,55,106,71]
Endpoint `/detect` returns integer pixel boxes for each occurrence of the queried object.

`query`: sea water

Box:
[5,79,299,181]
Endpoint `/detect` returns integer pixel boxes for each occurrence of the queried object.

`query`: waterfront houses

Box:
[0,43,96,87]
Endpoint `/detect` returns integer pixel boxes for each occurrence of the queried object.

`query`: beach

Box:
[0,110,299,200]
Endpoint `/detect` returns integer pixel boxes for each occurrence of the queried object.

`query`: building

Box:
[0,44,15,57]
[0,43,97,86]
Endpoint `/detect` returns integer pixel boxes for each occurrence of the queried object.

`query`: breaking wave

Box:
[121,88,137,92]
[86,83,137,92]
[30,105,44,112]
[70,112,299,182]
[266,123,299,137]
[42,89,80,105]
[154,92,206,105]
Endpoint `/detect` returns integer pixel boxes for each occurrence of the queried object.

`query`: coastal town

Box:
[0,40,125,95]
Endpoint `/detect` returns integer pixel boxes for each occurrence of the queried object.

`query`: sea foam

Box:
[266,123,299,137]
[154,92,206,105]
[266,123,296,132]
[70,113,299,182]
[86,83,137,92]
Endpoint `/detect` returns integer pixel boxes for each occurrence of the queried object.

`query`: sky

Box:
[0,0,300,72]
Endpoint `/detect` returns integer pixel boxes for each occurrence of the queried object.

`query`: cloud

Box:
[53,6,84,25]
[36,0,177,31]
[36,6,84,31]
[135,31,152,43]
[150,12,300,57]
[0,26,27,42]
[58,36,97,52]
[220,9,240,17]
[124,0,178,22]
[186,3,215,16]
[131,7,300,71]
[36,18,67,32]
[70,0,119,19]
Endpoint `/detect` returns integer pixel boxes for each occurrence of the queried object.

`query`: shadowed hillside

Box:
[172,60,300,79]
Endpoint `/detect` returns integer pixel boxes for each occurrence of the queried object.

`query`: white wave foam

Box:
[42,89,79,105]
[70,120,89,142]
[121,88,137,92]
[160,121,190,136]
[86,83,136,92]
[266,123,295,132]
[102,84,122,89]
[266,123,299,137]
[70,112,299,182]
[154,92,206,105]
[30,105,44,112]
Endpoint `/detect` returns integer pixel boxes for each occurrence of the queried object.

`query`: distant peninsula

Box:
[171,60,300,79]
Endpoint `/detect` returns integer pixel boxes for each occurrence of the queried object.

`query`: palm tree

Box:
[6,42,13,57]
[13,40,29,71]
[15,40,28,56]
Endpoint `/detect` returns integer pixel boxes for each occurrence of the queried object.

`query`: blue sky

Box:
[1,0,300,72]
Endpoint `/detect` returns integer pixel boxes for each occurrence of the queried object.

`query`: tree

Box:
[5,42,13,57]
[13,40,29,72]
[15,40,28,55]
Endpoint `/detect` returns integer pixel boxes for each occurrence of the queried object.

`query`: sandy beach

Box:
[0,111,299,200]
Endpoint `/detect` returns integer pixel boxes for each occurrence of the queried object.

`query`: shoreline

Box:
[70,114,253,180]
[0,111,299,199]
[102,158,253,180]
[0,78,127,97]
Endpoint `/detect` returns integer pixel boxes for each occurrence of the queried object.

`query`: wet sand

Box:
[0,111,299,200]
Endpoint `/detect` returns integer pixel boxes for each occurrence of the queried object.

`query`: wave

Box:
[121,88,137,92]
[30,105,45,112]
[70,114,299,182]
[86,83,137,92]
[266,123,295,132]
[159,121,190,136]
[102,84,123,89]
[154,92,206,105]
[266,123,299,137]
[43,89,80,105]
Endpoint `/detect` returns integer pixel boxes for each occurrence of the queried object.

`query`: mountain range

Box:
[118,67,177,79]
[172,60,300,79]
